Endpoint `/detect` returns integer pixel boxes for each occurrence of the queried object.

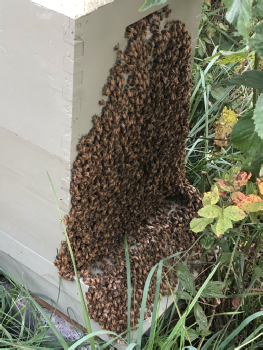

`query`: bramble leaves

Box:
[223,206,246,221]
[203,186,219,206]
[177,264,196,295]
[231,112,263,157]
[238,194,263,212]
[176,291,192,301]
[217,180,234,192]
[216,216,233,236]
[190,217,214,233]
[231,191,246,205]
[201,281,225,299]
[198,205,222,218]
[201,235,215,250]
[224,71,263,93]
[225,167,241,182]
[223,0,253,41]
[194,303,208,332]
[233,170,252,188]
[138,0,166,11]
[253,93,263,140]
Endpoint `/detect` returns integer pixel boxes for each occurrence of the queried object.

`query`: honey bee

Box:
[99,99,106,106]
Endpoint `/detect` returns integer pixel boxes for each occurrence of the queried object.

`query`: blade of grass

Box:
[217,311,263,350]
[0,268,68,350]
[68,330,119,349]
[238,325,263,348]
[124,234,131,344]
[236,332,263,349]
[47,172,95,350]
[136,264,158,349]
[148,261,163,350]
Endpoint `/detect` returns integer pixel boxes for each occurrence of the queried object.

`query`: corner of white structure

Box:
[32,0,114,18]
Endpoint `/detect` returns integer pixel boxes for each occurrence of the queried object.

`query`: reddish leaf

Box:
[231,191,246,205]
[233,171,252,188]
[217,180,234,192]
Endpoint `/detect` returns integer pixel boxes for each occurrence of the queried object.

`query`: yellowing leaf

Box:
[216,216,233,237]
[234,171,252,188]
[217,180,234,192]
[223,206,246,221]
[215,107,237,147]
[256,178,263,195]
[202,186,219,206]
[217,52,247,65]
[238,194,263,212]
[211,185,219,204]
[198,205,222,218]
[190,217,214,233]
[231,191,246,205]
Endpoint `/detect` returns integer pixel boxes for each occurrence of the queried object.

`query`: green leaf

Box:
[201,235,215,250]
[253,93,263,140]
[223,0,253,41]
[249,22,263,56]
[220,252,232,263]
[138,0,167,11]
[176,291,192,301]
[198,38,207,57]
[223,206,246,221]
[185,328,200,342]
[231,111,263,157]
[190,217,214,233]
[198,205,222,218]
[216,216,233,236]
[254,0,263,17]
[177,264,196,295]
[194,303,208,332]
[249,153,263,178]
[206,25,216,38]
[249,211,260,223]
[223,70,263,93]
[211,86,227,100]
[201,281,226,299]
[246,181,257,195]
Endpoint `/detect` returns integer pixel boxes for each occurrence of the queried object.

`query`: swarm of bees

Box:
[54,6,204,333]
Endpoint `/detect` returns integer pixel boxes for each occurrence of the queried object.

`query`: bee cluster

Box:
[54,6,203,333]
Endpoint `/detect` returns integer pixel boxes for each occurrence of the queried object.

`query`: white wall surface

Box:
[32,0,114,18]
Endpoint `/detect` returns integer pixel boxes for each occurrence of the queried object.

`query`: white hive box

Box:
[0,0,203,343]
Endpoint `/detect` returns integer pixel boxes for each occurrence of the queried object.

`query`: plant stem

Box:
[253,52,259,109]
[224,230,241,294]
